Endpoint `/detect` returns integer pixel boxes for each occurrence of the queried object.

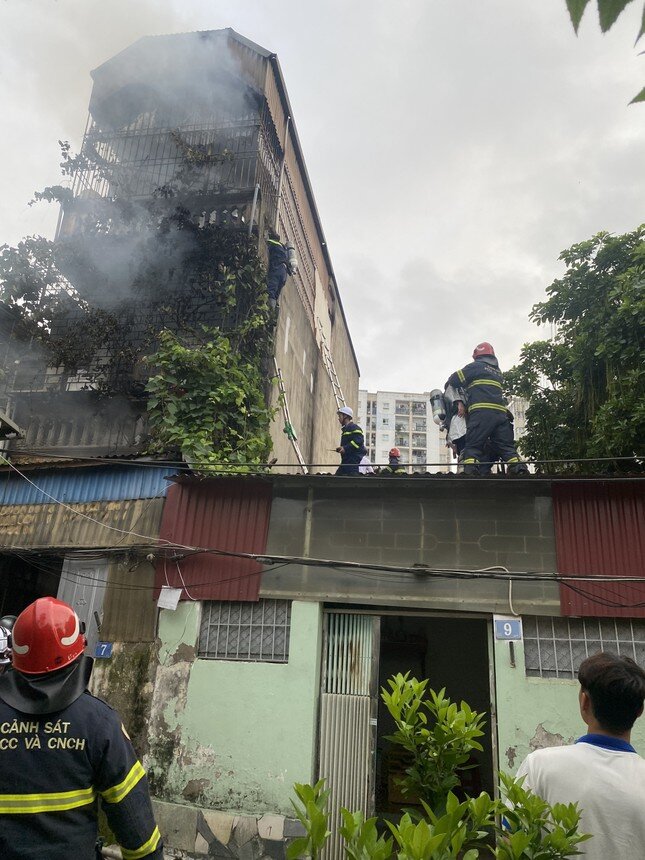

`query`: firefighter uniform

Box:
[267,237,288,304]
[336,421,366,476]
[381,462,407,475]
[0,686,162,860]
[445,356,526,475]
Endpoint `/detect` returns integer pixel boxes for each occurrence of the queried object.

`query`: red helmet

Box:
[389,447,401,457]
[11,597,86,675]
[472,342,495,359]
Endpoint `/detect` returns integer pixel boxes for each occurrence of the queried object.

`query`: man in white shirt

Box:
[516,652,645,859]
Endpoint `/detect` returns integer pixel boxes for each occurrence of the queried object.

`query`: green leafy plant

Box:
[563,0,645,104]
[381,673,486,812]
[495,772,590,859]
[387,791,496,860]
[339,810,394,860]
[287,780,332,860]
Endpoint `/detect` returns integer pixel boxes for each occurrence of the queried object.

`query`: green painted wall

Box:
[494,637,645,774]
[147,600,322,815]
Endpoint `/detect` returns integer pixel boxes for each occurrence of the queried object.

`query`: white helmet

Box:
[337,406,353,418]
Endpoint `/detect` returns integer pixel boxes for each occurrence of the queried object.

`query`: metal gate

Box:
[318,612,380,859]
[57,556,109,655]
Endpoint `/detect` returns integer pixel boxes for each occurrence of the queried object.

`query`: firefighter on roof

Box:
[335,406,366,476]
[380,447,407,475]
[0,597,163,860]
[445,342,528,476]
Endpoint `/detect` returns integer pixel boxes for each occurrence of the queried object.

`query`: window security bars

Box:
[198,599,291,663]
[523,616,645,679]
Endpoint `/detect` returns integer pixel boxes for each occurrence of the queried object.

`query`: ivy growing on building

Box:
[0,139,276,470]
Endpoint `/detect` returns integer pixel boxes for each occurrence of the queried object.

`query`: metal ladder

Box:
[316,318,346,409]
[273,359,308,474]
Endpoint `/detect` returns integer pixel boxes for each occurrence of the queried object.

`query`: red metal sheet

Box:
[155,479,273,602]
[554,481,645,617]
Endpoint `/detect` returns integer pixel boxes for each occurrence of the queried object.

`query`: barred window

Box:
[523,616,645,679]
[198,599,291,663]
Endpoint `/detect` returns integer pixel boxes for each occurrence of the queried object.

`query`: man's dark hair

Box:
[578,652,645,734]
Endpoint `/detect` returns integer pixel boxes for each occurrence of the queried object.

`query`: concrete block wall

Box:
[262,477,561,615]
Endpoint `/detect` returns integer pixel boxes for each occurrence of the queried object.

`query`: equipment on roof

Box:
[429,389,447,425]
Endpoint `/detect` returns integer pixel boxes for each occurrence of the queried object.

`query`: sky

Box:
[1,0,643,394]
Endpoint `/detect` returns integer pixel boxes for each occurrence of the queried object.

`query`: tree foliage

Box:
[563,0,645,103]
[505,225,645,471]
[0,140,276,469]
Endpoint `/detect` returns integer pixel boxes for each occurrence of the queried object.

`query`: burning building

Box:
[2,28,358,470]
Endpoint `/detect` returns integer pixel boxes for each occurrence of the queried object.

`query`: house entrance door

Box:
[376,614,495,818]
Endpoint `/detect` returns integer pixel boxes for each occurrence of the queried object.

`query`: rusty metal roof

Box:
[554,481,645,618]
[0,498,165,550]
[155,478,273,602]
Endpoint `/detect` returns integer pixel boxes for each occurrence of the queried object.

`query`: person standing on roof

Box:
[266,228,289,309]
[335,406,366,476]
[380,447,407,475]
[0,597,163,860]
[445,343,528,476]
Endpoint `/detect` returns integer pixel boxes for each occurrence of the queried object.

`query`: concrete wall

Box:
[495,636,645,773]
[262,478,560,615]
[146,599,322,816]
[269,277,358,474]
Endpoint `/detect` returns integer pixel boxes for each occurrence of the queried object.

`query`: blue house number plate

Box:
[95,642,113,658]
[493,618,522,641]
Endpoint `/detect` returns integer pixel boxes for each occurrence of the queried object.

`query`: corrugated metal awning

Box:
[554,481,645,617]
[155,479,272,602]
[0,499,165,549]
[0,465,177,505]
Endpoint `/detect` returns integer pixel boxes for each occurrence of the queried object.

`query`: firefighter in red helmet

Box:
[0,597,163,859]
[380,447,407,475]
[445,343,528,476]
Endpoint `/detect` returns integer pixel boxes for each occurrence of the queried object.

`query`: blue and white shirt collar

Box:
[576,733,636,753]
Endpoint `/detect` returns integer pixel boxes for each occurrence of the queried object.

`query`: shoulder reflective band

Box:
[101,761,146,804]
[457,369,465,383]
[122,826,162,860]
[467,378,503,389]
[467,402,508,412]
[267,239,283,247]
[0,786,95,814]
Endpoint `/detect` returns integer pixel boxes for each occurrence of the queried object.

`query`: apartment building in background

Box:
[358,390,449,472]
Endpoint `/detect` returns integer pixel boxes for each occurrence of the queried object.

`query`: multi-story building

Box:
[507,395,529,442]
[2,29,358,471]
[358,390,447,472]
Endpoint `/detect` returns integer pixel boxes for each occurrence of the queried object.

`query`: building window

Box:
[198,599,292,663]
[382,417,389,426]
[523,616,645,680]
[411,401,426,415]
[382,402,390,410]
[382,433,390,441]
[395,400,409,414]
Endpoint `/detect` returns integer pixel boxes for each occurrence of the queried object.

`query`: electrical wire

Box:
[3,449,643,472]
[1,452,644,609]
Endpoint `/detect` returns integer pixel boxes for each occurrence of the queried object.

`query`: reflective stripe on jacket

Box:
[445,357,506,411]
[0,690,162,860]
[339,422,365,462]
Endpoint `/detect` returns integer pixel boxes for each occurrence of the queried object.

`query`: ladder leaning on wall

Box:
[316,318,345,410]
[273,358,308,474]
